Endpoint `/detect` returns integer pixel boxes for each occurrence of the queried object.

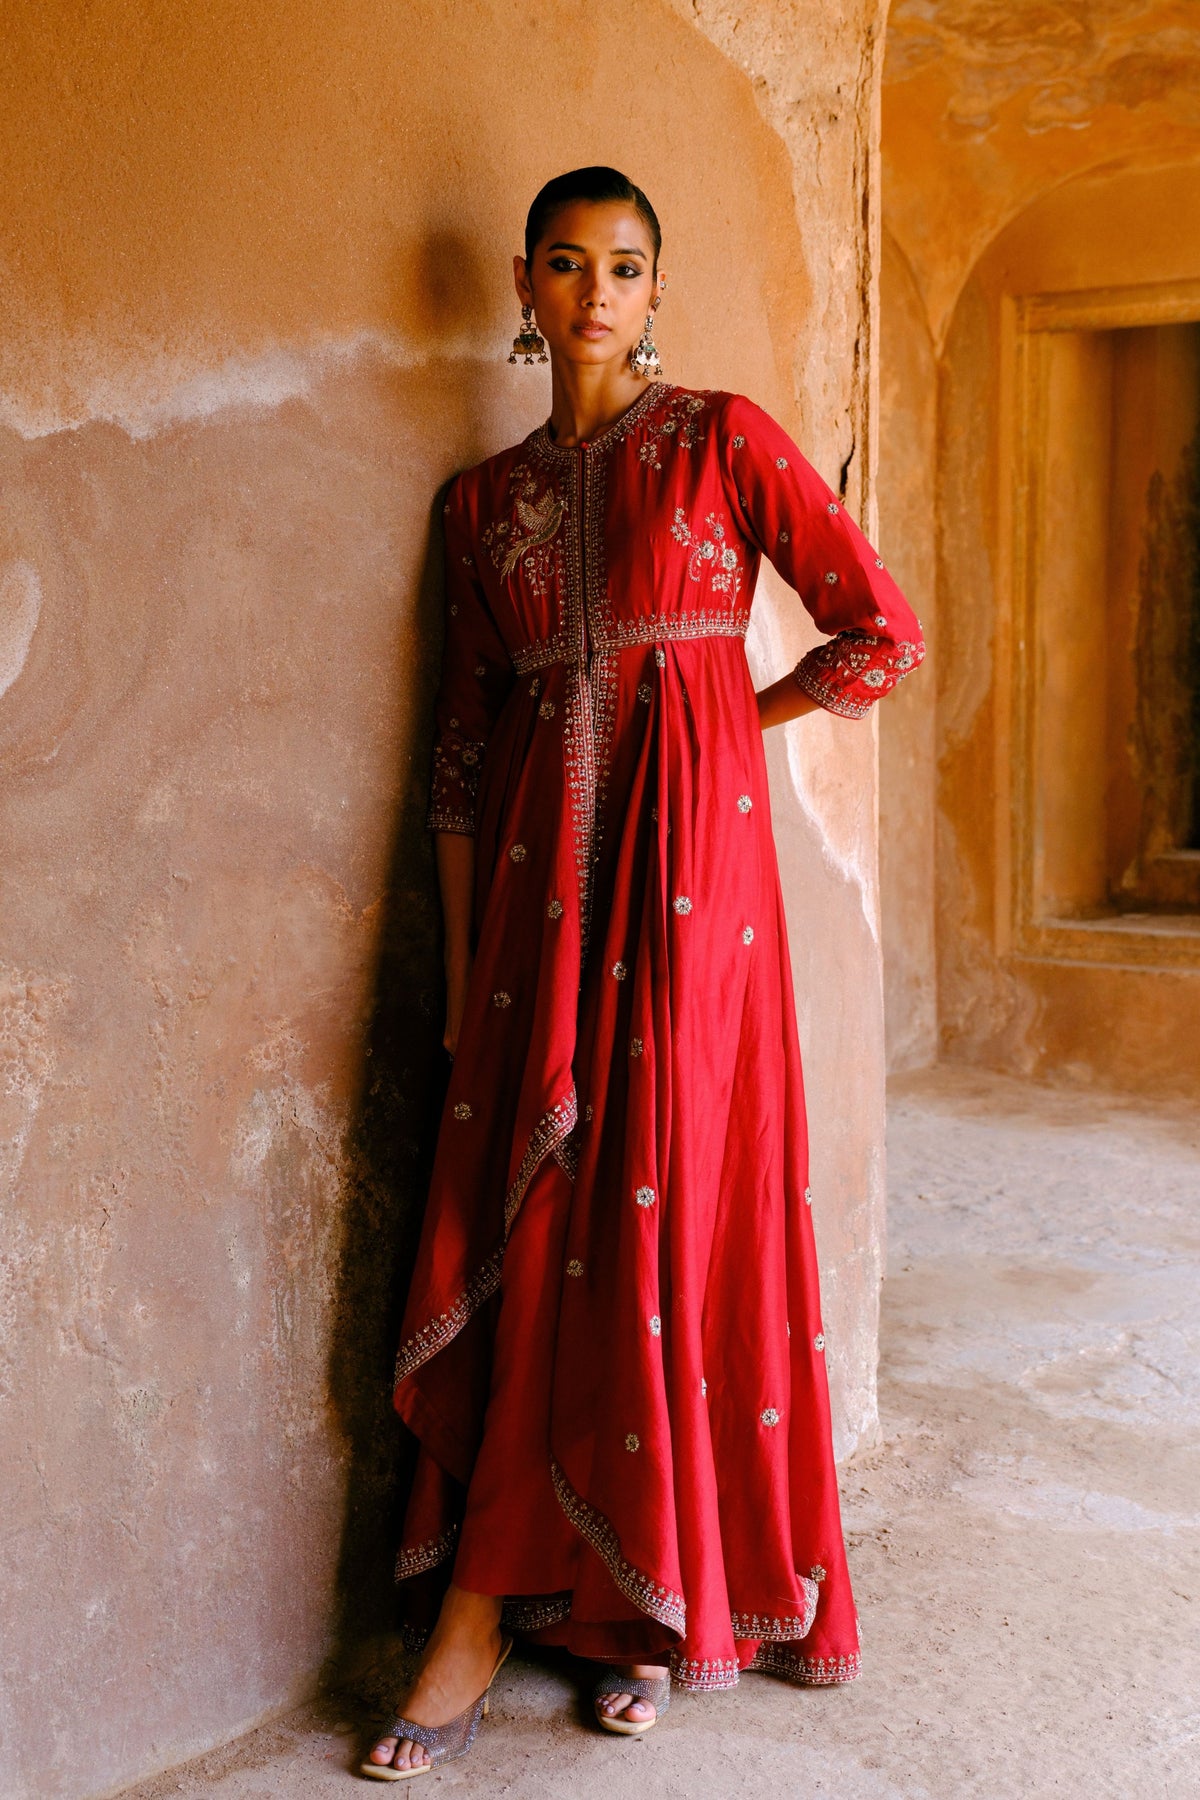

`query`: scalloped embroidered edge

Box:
[393,1090,578,1386]
[550,1457,687,1633]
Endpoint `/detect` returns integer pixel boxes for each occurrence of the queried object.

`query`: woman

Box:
[362,166,924,1780]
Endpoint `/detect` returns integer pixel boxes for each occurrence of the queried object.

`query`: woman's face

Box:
[515,199,665,372]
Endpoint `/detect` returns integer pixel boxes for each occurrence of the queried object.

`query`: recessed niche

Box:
[1023,315,1200,941]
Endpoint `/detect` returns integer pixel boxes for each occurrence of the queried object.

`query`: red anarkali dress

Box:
[392,381,924,1691]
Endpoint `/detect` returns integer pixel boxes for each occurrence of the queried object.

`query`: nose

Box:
[580,268,608,310]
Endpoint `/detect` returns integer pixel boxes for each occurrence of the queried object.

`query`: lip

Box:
[573,321,613,339]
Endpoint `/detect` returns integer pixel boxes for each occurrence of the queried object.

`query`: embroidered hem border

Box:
[393,1090,578,1386]
[549,1457,687,1634]
[394,1522,459,1582]
[745,1644,863,1686]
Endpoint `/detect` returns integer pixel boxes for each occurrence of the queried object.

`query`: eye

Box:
[613,263,641,279]
[548,256,582,272]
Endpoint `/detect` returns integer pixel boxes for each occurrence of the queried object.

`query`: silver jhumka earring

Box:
[509,304,548,364]
[629,289,664,379]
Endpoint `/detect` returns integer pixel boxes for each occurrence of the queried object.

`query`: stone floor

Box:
[117,1067,1200,1799]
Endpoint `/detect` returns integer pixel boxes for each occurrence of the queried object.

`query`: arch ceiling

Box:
[882,1,1200,344]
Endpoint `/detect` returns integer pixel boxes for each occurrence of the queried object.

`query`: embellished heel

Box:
[592,1664,672,1736]
[360,1635,512,1781]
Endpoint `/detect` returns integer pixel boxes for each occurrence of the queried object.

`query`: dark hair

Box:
[524,165,662,273]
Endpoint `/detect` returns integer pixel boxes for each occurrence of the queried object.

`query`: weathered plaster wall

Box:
[883,0,1200,348]
[879,2,1200,1098]
[0,4,892,1796]
[936,160,1200,1094]
[878,227,938,1072]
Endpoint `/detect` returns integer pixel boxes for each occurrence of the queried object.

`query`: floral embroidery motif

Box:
[539,697,556,718]
[701,1377,707,1395]
[732,434,745,449]
[567,1258,584,1277]
[624,1433,640,1452]
[827,501,839,514]
[637,388,707,468]
[776,456,788,469]
[547,898,564,918]
[779,530,790,543]
[794,628,926,719]
[654,646,666,667]
[811,1564,827,1581]
[814,1332,825,1351]
[427,730,487,834]
[528,676,540,695]
[671,508,743,596]
[737,794,752,812]
[874,615,887,627]
[824,571,839,585]
[492,991,511,1008]
[483,460,566,588]
[630,1037,644,1056]
[761,1407,781,1426]
[635,1184,656,1207]
[673,895,692,914]
[637,681,653,703]
[804,1186,813,1205]
[875,557,884,567]
[649,1315,661,1335]
[452,1102,473,1120]
[742,926,754,944]
[474,661,486,675]
[509,843,527,862]
[583,1103,594,1121]
[612,960,628,980]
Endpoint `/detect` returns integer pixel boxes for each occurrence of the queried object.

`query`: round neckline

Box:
[535,381,671,458]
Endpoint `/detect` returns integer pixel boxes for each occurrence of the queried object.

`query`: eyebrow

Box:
[546,241,646,257]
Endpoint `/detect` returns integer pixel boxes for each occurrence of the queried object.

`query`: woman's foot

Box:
[595,1662,670,1727]
[366,1585,504,1774]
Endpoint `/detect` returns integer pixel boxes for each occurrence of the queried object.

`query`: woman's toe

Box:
[369,1738,398,1765]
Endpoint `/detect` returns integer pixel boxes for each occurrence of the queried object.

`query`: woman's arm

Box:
[756,676,822,730]
[719,393,925,721]
[434,830,475,1055]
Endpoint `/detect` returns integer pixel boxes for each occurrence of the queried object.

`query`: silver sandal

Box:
[359,1635,513,1781]
[592,1664,672,1736]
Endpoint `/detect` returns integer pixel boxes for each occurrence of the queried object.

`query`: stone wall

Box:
[0,3,892,1794]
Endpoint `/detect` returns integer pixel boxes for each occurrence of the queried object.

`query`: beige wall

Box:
[878,227,938,1072]
[0,4,893,1794]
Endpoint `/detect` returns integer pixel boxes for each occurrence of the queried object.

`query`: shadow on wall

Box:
[317,227,491,1685]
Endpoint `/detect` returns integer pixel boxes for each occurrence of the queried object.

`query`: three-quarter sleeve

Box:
[425,474,515,834]
[718,393,925,717]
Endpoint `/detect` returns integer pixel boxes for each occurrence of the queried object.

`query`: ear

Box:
[514,254,534,309]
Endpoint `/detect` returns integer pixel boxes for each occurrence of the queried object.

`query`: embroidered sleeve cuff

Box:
[426,732,485,834]
[793,630,925,718]
[425,807,477,835]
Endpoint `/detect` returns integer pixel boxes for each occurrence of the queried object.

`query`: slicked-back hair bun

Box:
[524,166,662,273]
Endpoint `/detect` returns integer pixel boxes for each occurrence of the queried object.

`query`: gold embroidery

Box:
[395,1522,459,1582]
[550,1458,686,1633]
[670,507,744,596]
